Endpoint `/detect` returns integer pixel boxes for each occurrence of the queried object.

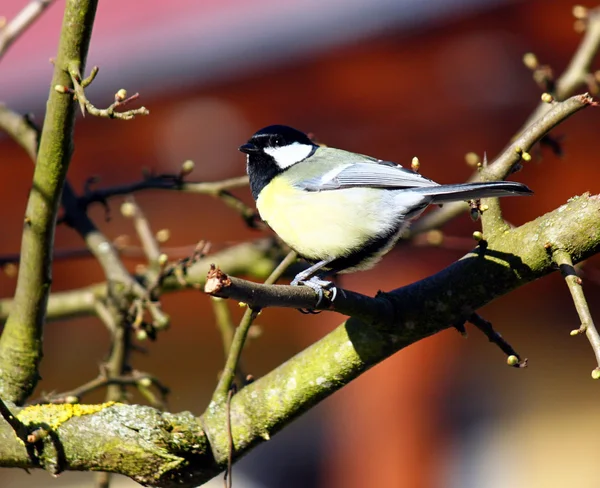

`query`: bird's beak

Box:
[238,143,258,154]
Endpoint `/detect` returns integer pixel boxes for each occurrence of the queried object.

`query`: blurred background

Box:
[2,0,600,487]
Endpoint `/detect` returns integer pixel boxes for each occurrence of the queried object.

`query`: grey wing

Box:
[299,161,440,191]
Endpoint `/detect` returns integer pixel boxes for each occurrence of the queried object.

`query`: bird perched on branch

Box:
[240,125,532,303]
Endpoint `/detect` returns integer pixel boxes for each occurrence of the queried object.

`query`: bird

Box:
[239,125,532,303]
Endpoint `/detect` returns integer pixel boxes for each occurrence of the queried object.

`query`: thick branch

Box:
[0,194,598,486]
[0,0,98,404]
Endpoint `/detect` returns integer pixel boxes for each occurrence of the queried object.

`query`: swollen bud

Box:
[465,152,480,167]
[181,159,195,176]
[572,5,588,19]
[115,88,128,101]
[411,156,420,172]
[158,253,168,266]
[522,52,538,70]
[507,355,519,367]
[156,229,171,243]
[120,201,136,218]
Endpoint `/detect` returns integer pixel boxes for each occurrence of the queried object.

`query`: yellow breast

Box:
[256,176,396,260]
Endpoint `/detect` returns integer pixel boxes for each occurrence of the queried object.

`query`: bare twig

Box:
[211,298,236,358]
[211,251,298,403]
[0,105,39,160]
[80,174,249,203]
[467,313,527,367]
[0,397,26,440]
[223,385,236,488]
[121,197,161,263]
[78,172,255,226]
[552,248,600,377]
[32,371,169,406]
[556,7,600,101]
[60,65,149,119]
[0,0,54,59]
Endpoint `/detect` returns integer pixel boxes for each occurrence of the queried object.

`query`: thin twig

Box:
[122,197,161,263]
[0,397,26,439]
[102,315,130,404]
[556,7,600,100]
[552,248,600,377]
[63,64,149,119]
[211,251,298,403]
[223,385,236,488]
[467,313,527,367]
[81,175,249,202]
[211,307,259,403]
[31,371,169,405]
[0,105,39,160]
[0,243,203,267]
[78,173,254,226]
[0,0,54,59]
[211,298,235,360]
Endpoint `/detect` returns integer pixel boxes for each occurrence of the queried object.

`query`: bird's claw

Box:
[291,276,337,312]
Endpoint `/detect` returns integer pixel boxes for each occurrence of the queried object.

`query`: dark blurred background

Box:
[2,0,600,486]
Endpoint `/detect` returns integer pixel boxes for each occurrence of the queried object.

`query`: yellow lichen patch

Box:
[17,402,117,430]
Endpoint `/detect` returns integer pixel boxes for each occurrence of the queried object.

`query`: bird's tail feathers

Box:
[413,181,532,204]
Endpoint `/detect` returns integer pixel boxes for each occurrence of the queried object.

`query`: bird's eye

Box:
[274,137,282,145]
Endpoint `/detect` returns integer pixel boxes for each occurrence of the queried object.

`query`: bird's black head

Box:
[240,125,317,200]
[239,125,313,154]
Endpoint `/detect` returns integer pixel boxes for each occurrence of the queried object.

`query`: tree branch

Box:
[410,93,595,236]
[211,250,297,403]
[0,105,39,160]
[552,248,600,377]
[0,0,54,60]
[0,239,286,324]
[0,0,99,405]
[0,193,596,486]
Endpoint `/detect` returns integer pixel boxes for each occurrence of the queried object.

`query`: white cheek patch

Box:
[264,143,315,169]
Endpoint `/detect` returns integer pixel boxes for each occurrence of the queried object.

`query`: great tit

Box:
[239,125,532,301]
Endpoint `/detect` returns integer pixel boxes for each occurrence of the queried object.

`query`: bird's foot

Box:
[292,276,337,313]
